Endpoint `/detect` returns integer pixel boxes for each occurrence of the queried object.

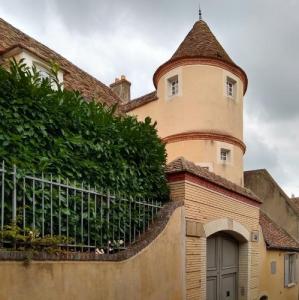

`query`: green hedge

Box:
[0,60,169,202]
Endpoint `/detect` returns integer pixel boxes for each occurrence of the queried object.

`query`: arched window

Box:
[260,296,268,300]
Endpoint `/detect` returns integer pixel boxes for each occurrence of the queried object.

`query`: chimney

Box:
[110,75,131,103]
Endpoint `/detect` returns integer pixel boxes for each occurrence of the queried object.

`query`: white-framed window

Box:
[168,75,179,97]
[34,63,50,80]
[226,77,236,98]
[33,61,63,90]
[220,148,231,162]
[284,253,297,287]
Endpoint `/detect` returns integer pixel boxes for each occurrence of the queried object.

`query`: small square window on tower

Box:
[226,77,236,98]
[168,75,179,97]
[220,148,231,162]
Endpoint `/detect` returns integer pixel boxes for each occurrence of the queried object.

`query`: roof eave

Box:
[166,169,261,205]
[266,244,299,252]
[123,94,158,113]
[0,44,70,74]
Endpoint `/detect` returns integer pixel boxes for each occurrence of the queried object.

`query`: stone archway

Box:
[203,218,251,300]
[203,218,250,242]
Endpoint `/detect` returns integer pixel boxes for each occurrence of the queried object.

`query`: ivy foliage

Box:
[0,60,169,202]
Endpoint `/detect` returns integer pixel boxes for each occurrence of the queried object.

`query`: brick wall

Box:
[169,177,261,300]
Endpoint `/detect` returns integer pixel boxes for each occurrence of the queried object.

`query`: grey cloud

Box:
[244,131,289,189]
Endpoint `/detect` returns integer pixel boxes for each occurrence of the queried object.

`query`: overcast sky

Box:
[1,0,298,196]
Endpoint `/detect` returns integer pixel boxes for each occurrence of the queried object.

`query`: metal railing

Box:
[0,161,162,253]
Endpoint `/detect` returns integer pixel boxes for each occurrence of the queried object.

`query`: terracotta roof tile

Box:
[171,20,235,65]
[153,20,248,93]
[0,18,121,109]
[122,91,158,112]
[260,211,299,251]
[165,157,261,203]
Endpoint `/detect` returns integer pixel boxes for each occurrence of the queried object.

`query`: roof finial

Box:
[199,3,202,20]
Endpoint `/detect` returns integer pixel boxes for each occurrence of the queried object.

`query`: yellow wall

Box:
[258,229,299,300]
[128,64,245,184]
[166,140,244,186]
[0,207,186,300]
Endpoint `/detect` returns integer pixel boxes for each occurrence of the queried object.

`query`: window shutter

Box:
[284,254,289,287]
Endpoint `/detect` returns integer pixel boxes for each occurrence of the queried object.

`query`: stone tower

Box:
[126,20,247,186]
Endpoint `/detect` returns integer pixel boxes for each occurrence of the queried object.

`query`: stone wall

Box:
[244,169,299,241]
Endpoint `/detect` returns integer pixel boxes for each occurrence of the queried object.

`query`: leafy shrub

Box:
[0,60,169,202]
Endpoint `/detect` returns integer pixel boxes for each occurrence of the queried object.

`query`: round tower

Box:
[153,20,248,186]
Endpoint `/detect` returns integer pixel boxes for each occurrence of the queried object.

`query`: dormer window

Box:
[168,75,179,97]
[33,62,63,90]
[35,63,50,80]
[226,77,236,98]
[0,45,64,88]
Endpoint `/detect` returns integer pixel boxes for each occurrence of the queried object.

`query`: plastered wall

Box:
[0,207,185,300]
[245,169,299,241]
[128,64,245,184]
[166,140,244,186]
[258,227,299,300]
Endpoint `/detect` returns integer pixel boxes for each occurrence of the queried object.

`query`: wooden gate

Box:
[207,232,239,300]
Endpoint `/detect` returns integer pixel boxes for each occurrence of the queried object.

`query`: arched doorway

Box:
[207,232,239,300]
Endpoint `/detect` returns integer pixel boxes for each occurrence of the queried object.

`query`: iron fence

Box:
[0,161,162,253]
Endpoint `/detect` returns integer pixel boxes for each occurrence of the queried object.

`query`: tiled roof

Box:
[171,20,235,65]
[165,157,261,203]
[122,91,158,112]
[0,18,121,108]
[260,211,299,251]
[153,20,248,93]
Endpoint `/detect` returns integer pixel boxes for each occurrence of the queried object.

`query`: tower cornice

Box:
[162,130,246,154]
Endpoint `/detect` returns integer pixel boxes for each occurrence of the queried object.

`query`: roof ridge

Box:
[122,91,158,112]
[131,91,157,102]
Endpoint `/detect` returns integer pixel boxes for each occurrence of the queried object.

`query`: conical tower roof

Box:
[171,20,234,65]
[153,20,247,93]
